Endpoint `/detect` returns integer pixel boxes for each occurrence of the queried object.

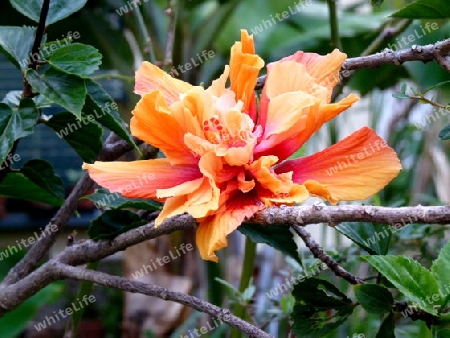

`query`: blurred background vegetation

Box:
[1,0,450,337]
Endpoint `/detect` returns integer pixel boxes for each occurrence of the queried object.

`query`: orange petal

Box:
[82,159,201,199]
[255,58,359,160]
[171,86,215,136]
[154,152,227,225]
[258,50,345,128]
[207,65,230,97]
[259,184,309,207]
[196,191,264,262]
[255,93,359,161]
[278,49,347,102]
[131,91,197,165]
[237,170,255,193]
[275,127,402,203]
[259,62,328,130]
[246,155,292,194]
[229,30,264,117]
[155,176,220,225]
[134,61,192,104]
[255,91,319,155]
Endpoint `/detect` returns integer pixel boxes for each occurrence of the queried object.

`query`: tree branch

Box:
[1,204,449,314]
[251,204,450,226]
[255,38,450,90]
[22,0,50,98]
[1,135,142,286]
[343,37,450,71]
[292,225,363,284]
[53,263,273,338]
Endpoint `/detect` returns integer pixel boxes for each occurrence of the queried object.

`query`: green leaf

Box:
[88,209,146,241]
[0,159,65,206]
[436,329,450,338]
[424,81,450,94]
[9,0,88,25]
[214,277,241,299]
[376,312,396,338]
[439,125,450,140]
[291,278,354,337]
[83,189,162,211]
[25,66,87,118]
[354,284,393,314]
[48,43,102,77]
[238,223,301,264]
[39,38,76,59]
[2,90,52,109]
[0,26,37,71]
[391,0,450,19]
[292,278,352,309]
[363,256,440,315]
[20,159,65,201]
[0,99,40,163]
[336,222,392,255]
[431,242,450,296]
[45,111,102,162]
[392,93,410,99]
[84,80,137,149]
[401,83,407,94]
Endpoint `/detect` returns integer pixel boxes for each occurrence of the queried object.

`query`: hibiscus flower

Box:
[83,30,401,262]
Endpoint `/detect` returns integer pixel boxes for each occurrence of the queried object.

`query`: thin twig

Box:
[163,0,177,72]
[292,225,364,284]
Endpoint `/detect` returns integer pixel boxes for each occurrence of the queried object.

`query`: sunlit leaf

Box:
[48,43,102,77]
[364,255,440,315]
[0,26,37,70]
[9,0,89,25]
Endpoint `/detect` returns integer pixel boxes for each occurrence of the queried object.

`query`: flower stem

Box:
[230,237,257,338]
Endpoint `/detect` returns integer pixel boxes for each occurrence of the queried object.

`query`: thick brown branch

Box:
[54,263,273,338]
[1,204,448,312]
[251,204,450,226]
